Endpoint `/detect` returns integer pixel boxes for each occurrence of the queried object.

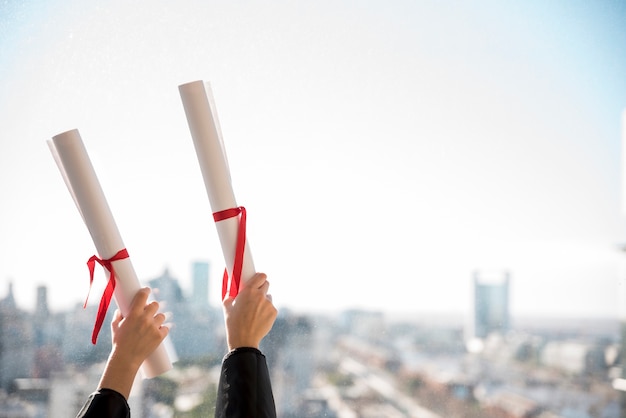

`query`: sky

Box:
[1,0,626,319]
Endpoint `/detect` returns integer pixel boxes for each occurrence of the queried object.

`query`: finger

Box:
[144,300,160,316]
[159,324,171,339]
[241,272,267,290]
[130,288,151,316]
[222,295,234,310]
[154,312,166,326]
[259,280,270,294]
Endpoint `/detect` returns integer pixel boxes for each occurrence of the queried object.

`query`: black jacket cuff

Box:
[76,388,130,418]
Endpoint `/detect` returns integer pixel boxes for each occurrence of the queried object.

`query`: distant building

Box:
[48,366,144,418]
[468,271,510,343]
[32,286,65,379]
[149,268,185,305]
[340,309,385,343]
[34,286,50,348]
[34,287,48,324]
[540,340,606,376]
[148,267,220,360]
[62,302,112,367]
[48,371,94,418]
[191,261,210,310]
[0,283,35,390]
[263,312,315,417]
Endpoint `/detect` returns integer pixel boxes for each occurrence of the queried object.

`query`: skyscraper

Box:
[470,270,510,340]
[148,268,185,305]
[35,286,49,317]
[0,283,34,389]
[191,261,210,309]
[34,285,49,347]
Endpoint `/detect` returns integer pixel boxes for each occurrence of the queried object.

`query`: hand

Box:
[223,272,277,350]
[110,287,169,368]
[98,287,169,399]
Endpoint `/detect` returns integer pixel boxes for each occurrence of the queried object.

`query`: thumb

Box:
[241,272,267,291]
[222,295,235,311]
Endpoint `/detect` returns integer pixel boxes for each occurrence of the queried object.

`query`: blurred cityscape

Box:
[0,263,622,417]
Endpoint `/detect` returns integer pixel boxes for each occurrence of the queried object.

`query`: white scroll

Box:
[48,129,176,378]
[178,81,256,295]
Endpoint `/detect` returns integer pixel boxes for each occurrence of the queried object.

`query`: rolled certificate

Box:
[178,81,256,297]
[48,129,176,378]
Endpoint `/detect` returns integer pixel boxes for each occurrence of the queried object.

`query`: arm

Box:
[76,287,169,418]
[215,273,278,418]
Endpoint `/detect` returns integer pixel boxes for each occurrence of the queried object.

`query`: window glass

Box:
[1,1,626,416]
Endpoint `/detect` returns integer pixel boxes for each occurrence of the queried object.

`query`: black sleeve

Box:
[215,347,277,418]
[75,388,130,418]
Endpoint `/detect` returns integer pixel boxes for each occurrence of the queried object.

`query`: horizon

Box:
[1,268,623,325]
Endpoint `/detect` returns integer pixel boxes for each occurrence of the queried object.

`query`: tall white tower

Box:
[191,261,210,309]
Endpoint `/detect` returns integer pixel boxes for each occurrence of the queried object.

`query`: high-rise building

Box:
[263,311,314,416]
[191,261,210,309]
[147,267,220,360]
[35,286,49,318]
[0,282,34,389]
[148,268,185,305]
[469,270,510,341]
[34,285,49,347]
[32,285,65,378]
[340,309,385,343]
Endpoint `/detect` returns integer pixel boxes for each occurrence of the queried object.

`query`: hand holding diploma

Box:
[178,80,256,299]
[76,288,171,417]
[223,273,277,350]
[98,287,170,399]
[48,129,175,378]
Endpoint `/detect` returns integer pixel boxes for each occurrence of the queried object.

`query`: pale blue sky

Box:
[1,0,625,318]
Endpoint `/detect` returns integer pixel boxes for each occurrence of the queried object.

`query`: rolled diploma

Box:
[178,81,256,293]
[48,129,175,378]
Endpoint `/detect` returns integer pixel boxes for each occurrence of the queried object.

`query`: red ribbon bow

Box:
[85,248,129,344]
[213,206,247,300]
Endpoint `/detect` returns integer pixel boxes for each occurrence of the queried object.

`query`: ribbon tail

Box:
[214,207,247,299]
[221,268,229,300]
[91,272,117,345]
[229,207,246,298]
[84,257,98,309]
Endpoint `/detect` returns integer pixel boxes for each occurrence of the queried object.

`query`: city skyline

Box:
[1,1,626,318]
[0,261,617,417]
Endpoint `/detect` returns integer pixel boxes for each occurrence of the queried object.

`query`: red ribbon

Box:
[213,206,246,299]
[85,248,129,345]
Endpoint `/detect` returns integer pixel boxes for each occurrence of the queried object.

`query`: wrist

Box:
[108,347,143,372]
[228,341,259,351]
[225,328,261,351]
[98,353,141,400]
